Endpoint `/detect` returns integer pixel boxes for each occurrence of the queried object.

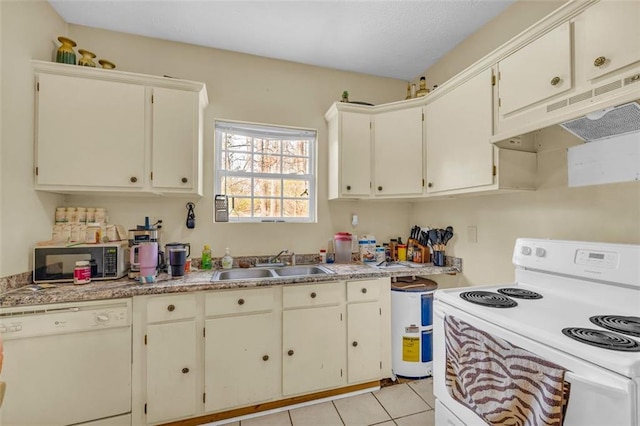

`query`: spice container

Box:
[397,244,407,261]
[55,207,66,223]
[319,249,327,263]
[74,260,91,284]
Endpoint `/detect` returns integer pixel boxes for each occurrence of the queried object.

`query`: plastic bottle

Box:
[221,247,233,270]
[319,249,327,263]
[201,245,212,270]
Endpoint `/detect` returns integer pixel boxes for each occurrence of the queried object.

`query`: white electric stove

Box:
[433,238,640,426]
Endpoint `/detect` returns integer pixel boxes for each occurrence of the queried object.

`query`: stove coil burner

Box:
[590,315,640,338]
[562,327,640,352]
[459,291,518,308]
[497,288,543,299]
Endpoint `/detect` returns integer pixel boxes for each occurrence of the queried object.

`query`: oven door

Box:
[433,302,637,426]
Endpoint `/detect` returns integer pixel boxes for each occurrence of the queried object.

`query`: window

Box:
[214,120,317,223]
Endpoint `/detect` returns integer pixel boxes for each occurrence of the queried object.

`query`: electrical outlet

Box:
[467,226,478,243]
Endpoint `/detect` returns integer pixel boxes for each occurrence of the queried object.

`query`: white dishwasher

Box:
[0,298,132,426]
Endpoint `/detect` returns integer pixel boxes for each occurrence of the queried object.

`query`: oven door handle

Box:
[564,371,628,395]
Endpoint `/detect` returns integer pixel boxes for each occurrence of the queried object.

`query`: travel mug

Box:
[169,248,187,277]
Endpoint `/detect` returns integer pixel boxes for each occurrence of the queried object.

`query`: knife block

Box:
[408,239,430,263]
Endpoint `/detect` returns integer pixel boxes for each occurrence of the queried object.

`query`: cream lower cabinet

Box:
[144,294,198,424]
[346,278,387,383]
[33,60,207,195]
[204,288,279,412]
[282,282,346,396]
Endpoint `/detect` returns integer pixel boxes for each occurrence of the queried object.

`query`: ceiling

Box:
[48,0,517,81]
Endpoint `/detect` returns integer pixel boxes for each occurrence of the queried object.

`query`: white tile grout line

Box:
[205,386,379,426]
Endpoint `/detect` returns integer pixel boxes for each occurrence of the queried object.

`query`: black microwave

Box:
[33,241,129,283]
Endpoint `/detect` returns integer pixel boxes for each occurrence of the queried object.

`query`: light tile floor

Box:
[220,378,435,426]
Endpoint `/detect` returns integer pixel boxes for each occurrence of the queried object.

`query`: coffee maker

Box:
[128,217,163,279]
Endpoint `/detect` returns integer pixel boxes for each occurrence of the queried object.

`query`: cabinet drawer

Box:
[147,294,197,323]
[347,279,381,302]
[283,282,344,309]
[205,287,275,316]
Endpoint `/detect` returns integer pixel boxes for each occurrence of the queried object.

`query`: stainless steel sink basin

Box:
[211,265,333,281]
[212,268,276,281]
[272,265,334,277]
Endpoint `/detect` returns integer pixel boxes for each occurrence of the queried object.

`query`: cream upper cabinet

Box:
[326,106,372,199]
[497,22,572,116]
[33,60,207,196]
[151,87,201,193]
[582,0,640,80]
[373,106,423,197]
[35,72,146,189]
[425,69,494,193]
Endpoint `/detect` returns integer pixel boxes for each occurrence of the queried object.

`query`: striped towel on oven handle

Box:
[444,315,571,426]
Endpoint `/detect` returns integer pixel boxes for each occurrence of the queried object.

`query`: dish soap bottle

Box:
[201,245,212,270]
[221,247,233,270]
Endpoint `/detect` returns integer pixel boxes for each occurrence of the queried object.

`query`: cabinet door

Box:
[282,305,345,396]
[426,69,494,193]
[583,0,640,80]
[151,87,199,192]
[146,321,197,423]
[347,302,381,383]
[340,112,371,197]
[36,73,145,188]
[498,22,572,115]
[373,106,423,196]
[204,313,278,412]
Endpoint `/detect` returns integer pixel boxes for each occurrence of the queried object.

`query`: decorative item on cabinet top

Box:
[77,49,97,67]
[340,90,375,106]
[55,36,77,65]
[98,59,116,70]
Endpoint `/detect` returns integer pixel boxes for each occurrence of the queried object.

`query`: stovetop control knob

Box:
[535,247,546,257]
[520,246,532,255]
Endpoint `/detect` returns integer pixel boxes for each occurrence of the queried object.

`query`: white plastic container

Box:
[334,232,352,263]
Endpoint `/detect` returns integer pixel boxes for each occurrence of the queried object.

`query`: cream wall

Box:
[0,1,66,277]
[412,0,640,287]
[0,0,410,277]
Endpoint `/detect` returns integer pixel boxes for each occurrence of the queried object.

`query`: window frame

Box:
[214,119,317,223]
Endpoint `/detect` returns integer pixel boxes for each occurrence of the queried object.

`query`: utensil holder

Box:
[408,239,430,263]
[433,250,445,267]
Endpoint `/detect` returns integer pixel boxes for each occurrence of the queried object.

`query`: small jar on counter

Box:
[397,244,407,261]
[319,249,327,263]
[74,260,91,284]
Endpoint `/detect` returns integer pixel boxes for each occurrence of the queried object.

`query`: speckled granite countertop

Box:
[0,259,461,308]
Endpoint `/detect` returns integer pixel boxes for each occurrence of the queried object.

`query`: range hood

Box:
[559,102,640,142]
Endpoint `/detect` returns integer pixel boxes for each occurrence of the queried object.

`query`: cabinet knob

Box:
[352,341,358,347]
[427,182,433,188]
[262,355,269,361]
[594,56,606,67]
[346,185,351,191]
[182,367,189,374]
[361,288,367,294]
[550,76,561,86]
[288,349,294,356]
[310,292,317,299]
[130,176,138,183]
[181,177,188,183]
[167,304,175,312]
[237,298,245,305]
[377,186,383,191]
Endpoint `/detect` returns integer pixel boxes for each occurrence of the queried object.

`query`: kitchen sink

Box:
[212,268,276,281]
[272,265,334,276]
[211,265,334,281]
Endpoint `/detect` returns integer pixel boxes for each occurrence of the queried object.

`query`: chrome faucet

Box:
[268,249,289,264]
